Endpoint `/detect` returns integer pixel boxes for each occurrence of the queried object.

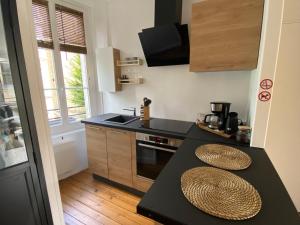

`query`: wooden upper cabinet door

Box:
[106,128,133,187]
[85,125,108,178]
[190,0,264,72]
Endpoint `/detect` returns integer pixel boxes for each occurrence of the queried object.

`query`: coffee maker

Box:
[205,102,231,130]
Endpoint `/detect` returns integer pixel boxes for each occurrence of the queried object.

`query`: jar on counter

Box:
[236,126,251,144]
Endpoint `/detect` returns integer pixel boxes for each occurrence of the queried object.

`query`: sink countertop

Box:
[82,113,300,225]
[82,113,194,139]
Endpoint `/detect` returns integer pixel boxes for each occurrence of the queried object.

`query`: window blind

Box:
[55,4,87,54]
[32,0,54,49]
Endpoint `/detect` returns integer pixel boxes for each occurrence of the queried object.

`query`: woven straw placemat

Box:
[181,167,262,220]
[195,144,252,170]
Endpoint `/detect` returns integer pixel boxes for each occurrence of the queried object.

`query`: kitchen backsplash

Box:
[97,0,252,122]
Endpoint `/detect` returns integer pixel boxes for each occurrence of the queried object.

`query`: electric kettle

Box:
[225,112,239,134]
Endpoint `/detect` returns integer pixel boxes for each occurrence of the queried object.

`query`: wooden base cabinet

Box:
[85,125,108,178]
[106,128,133,187]
[85,125,153,192]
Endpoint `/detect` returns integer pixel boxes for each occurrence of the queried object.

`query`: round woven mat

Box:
[195,144,252,170]
[181,167,262,220]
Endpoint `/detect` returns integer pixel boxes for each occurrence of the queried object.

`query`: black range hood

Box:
[139,0,190,67]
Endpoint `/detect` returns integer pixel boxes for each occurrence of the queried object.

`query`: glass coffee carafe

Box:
[204,114,223,130]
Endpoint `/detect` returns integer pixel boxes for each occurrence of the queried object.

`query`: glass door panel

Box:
[0,4,28,169]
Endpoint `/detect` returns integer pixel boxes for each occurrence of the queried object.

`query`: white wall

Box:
[249,0,285,147]
[96,0,252,122]
[264,0,300,211]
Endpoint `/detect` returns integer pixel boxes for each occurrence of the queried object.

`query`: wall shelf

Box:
[117,58,143,67]
[118,77,143,85]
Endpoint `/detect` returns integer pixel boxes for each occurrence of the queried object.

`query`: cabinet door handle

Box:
[110,130,128,135]
[87,126,103,131]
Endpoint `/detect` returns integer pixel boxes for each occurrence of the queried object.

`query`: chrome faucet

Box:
[123,107,136,116]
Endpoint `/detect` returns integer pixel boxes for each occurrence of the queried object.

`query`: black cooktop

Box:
[140,118,194,134]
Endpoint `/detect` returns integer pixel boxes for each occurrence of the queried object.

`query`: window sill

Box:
[50,121,85,136]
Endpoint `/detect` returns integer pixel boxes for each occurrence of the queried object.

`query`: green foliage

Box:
[66,54,84,107]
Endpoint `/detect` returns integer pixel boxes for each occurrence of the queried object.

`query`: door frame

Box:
[5,0,55,224]
[1,0,53,225]
[16,0,100,224]
[16,0,65,224]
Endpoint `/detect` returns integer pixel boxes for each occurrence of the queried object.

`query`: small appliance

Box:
[225,112,239,134]
[205,102,231,130]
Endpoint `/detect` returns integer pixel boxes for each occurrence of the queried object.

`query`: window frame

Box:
[39,0,96,134]
[37,47,62,125]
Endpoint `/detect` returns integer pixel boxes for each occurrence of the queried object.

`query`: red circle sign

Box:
[260,79,273,90]
[258,91,271,102]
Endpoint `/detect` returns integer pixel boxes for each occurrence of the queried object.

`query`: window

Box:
[61,51,89,122]
[55,4,87,54]
[32,0,90,128]
[32,0,53,49]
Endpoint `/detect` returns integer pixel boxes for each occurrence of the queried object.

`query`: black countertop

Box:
[82,113,194,139]
[187,124,250,147]
[82,114,300,225]
[137,139,300,225]
[82,113,245,144]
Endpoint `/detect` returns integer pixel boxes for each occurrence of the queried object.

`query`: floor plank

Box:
[60,182,148,225]
[62,202,102,225]
[72,172,140,204]
[63,212,85,225]
[67,176,137,213]
[60,171,157,225]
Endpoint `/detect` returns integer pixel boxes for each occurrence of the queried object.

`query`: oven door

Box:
[136,141,177,180]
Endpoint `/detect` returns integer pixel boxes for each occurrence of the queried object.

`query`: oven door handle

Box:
[137,143,176,153]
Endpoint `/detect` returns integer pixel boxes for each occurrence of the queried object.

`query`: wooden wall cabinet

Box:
[106,128,133,187]
[96,47,121,92]
[85,125,108,178]
[190,0,264,72]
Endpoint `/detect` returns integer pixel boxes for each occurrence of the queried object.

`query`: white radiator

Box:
[52,129,88,180]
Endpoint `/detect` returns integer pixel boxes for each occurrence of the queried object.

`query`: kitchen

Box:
[0,0,299,225]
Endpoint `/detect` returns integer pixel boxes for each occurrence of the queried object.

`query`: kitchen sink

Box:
[104,115,139,124]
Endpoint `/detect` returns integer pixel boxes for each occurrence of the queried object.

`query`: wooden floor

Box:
[59,171,158,225]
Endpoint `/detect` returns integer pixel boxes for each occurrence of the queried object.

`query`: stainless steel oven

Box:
[136,133,183,180]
